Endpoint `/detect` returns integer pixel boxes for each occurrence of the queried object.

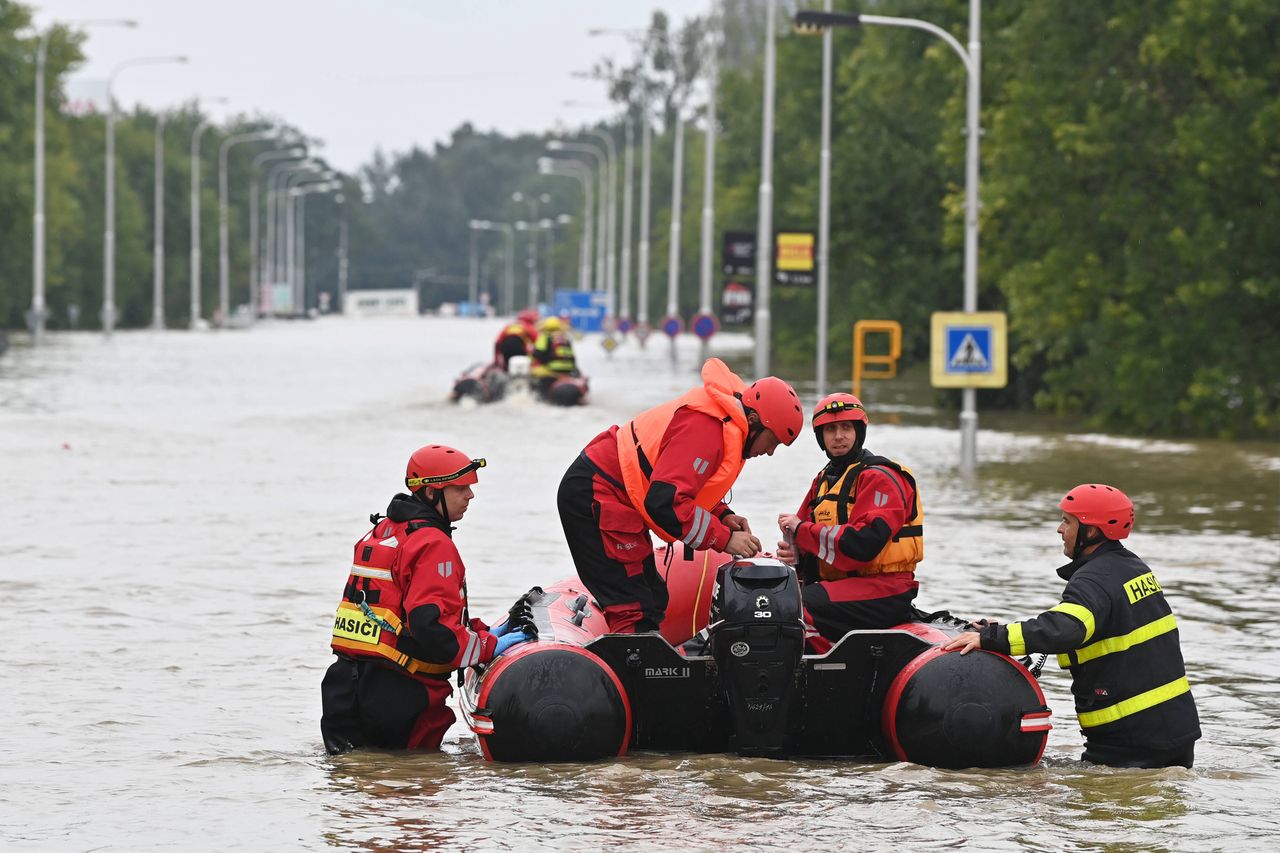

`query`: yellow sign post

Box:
[851,320,902,399]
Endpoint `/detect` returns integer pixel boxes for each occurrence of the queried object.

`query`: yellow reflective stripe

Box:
[1049,602,1096,643]
[1074,613,1178,666]
[1077,676,1191,729]
[1007,623,1027,657]
[1056,652,1072,669]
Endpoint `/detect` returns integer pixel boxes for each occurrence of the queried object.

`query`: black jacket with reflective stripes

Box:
[980,540,1200,753]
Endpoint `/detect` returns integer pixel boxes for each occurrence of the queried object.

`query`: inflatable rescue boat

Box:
[451,362,511,404]
[461,548,1052,768]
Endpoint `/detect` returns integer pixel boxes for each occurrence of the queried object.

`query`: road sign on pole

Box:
[691,312,719,341]
[930,311,1008,388]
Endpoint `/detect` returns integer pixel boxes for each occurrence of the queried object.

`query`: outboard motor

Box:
[708,558,805,757]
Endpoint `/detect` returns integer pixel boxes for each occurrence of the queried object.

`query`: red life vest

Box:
[330,516,454,677]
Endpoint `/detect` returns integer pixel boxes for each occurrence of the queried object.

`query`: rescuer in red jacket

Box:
[321,445,532,755]
[493,309,540,369]
[557,357,804,634]
[776,394,924,654]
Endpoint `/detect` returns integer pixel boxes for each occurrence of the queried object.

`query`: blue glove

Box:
[494,631,533,656]
[490,618,510,638]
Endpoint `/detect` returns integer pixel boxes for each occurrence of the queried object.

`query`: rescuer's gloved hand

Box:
[495,631,534,656]
[490,619,511,638]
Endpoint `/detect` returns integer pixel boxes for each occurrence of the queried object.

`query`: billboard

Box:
[774,230,816,286]
[721,231,757,278]
[720,280,753,327]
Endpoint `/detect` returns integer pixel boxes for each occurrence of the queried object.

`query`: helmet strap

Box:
[414,486,448,519]
[1071,524,1106,559]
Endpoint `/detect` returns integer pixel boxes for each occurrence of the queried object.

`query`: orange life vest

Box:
[330,516,454,677]
[811,457,924,580]
[615,358,749,542]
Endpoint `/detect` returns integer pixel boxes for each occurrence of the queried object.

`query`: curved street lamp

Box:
[32,18,136,343]
[795,4,983,468]
[103,54,189,337]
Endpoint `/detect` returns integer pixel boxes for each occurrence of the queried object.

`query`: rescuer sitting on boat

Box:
[557,357,804,634]
[530,316,579,395]
[944,484,1201,768]
[320,445,533,755]
[493,308,539,370]
[775,394,924,654]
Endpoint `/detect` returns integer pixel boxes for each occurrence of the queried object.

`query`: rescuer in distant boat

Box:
[530,316,579,396]
[944,484,1201,768]
[493,308,540,370]
[557,357,804,633]
[321,445,532,755]
[775,394,924,654]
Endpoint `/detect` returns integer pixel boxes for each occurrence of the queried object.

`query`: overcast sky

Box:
[33,0,710,173]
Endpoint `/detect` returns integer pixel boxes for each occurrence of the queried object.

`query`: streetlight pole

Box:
[620,117,635,325]
[151,112,167,329]
[698,0,722,363]
[217,129,275,325]
[284,169,330,312]
[103,54,188,338]
[816,0,833,396]
[638,107,652,333]
[666,110,687,329]
[753,0,778,376]
[290,181,337,314]
[586,129,618,318]
[547,139,607,293]
[265,160,318,307]
[470,221,517,314]
[513,192,549,308]
[335,193,348,313]
[32,18,136,343]
[250,146,305,315]
[538,158,594,293]
[795,3,983,469]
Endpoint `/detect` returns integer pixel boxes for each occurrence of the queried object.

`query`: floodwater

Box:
[1,316,1277,850]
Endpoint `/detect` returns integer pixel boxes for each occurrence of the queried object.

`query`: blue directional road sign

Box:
[661,315,683,338]
[930,311,1007,388]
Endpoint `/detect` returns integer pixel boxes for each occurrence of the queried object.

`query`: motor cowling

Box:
[708,558,805,757]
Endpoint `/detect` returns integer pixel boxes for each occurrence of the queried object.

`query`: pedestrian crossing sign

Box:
[930,311,1008,388]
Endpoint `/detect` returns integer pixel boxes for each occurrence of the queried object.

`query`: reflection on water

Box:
[0,319,1278,849]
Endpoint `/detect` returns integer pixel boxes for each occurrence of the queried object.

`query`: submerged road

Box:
[0,315,1276,849]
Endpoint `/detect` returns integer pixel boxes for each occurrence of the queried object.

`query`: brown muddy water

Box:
[1,317,1276,850]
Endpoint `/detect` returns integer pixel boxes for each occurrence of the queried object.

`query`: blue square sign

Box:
[945,327,992,374]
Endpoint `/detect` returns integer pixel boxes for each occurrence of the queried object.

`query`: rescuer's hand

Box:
[776,514,801,537]
[943,632,982,655]
[495,631,534,656]
[774,539,797,565]
[490,619,511,638]
[725,530,762,558]
[723,513,752,534]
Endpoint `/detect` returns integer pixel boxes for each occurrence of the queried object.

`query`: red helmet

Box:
[743,377,803,446]
[517,309,539,325]
[811,393,868,452]
[1058,483,1133,540]
[405,445,486,492]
